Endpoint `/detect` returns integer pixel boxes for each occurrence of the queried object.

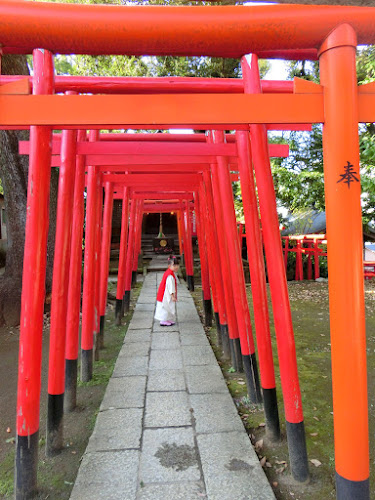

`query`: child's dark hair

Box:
[168,255,180,266]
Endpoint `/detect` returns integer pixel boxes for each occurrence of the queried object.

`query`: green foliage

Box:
[270,126,325,214]
[275,47,375,232]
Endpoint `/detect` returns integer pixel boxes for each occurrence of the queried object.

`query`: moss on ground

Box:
[0,281,142,500]
[192,279,375,500]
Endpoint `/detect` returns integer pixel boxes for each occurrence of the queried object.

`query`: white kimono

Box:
[154,275,176,322]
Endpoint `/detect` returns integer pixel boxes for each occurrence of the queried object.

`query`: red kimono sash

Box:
[157,269,177,302]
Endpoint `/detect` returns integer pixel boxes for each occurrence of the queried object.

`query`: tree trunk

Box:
[0,55,58,327]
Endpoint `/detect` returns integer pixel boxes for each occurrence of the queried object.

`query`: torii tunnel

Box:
[2,1,375,499]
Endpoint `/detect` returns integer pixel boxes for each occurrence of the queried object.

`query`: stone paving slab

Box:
[152,331,180,350]
[112,354,149,377]
[119,341,150,357]
[100,376,147,410]
[125,329,152,343]
[190,393,245,434]
[182,345,218,366]
[86,408,143,452]
[135,303,156,312]
[145,391,192,428]
[70,450,140,500]
[149,348,183,371]
[139,427,201,483]
[136,482,206,500]
[180,333,211,346]
[198,432,275,500]
[147,369,186,392]
[185,365,227,394]
[70,270,275,500]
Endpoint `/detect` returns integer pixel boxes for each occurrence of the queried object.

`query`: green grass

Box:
[0,452,14,497]
[192,280,375,499]
[0,281,143,500]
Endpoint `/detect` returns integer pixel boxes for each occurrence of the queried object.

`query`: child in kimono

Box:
[154,255,180,326]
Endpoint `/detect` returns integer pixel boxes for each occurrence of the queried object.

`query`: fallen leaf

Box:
[255,439,264,451]
[238,381,245,385]
[6,427,11,433]
[310,432,318,437]
[259,422,266,428]
[275,460,287,465]
[272,482,278,487]
[275,465,287,474]
[313,416,320,421]
[310,459,322,467]
[260,456,267,467]
[266,461,272,468]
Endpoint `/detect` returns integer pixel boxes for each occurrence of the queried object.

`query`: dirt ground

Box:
[0,281,141,499]
[192,279,375,500]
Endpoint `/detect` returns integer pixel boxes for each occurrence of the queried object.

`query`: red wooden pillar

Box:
[65,129,87,413]
[115,186,129,324]
[184,202,195,291]
[295,239,303,281]
[201,173,229,353]
[237,130,280,440]
[46,118,77,455]
[177,209,183,256]
[319,24,369,498]
[242,54,308,482]
[314,239,320,280]
[284,237,289,271]
[132,200,143,287]
[209,143,243,372]
[15,49,54,499]
[98,181,114,346]
[94,179,103,360]
[212,130,262,401]
[179,201,187,268]
[123,198,137,313]
[307,241,313,280]
[195,191,212,326]
[81,130,99,382]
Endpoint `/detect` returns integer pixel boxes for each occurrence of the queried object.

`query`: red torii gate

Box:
[2,2,375,499]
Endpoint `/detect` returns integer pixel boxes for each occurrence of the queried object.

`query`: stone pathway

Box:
[70,272,275,500]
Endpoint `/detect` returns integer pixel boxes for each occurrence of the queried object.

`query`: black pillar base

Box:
[263,387,280,441]
[243,354,258,403]
[99,315,105,349]
[64,358,77,413]
[187,275,194,291]
[81,348,93,382]
[229,338,238,371]
[221,323,231,359]
[336,472,369,500]
[123,290,131,314]
[214,312,221,346]
[94,332,100,361]
[286,420,309,483]
[15,431,39,500]
[115,298,123,325]
[233,338,243,372]
[203,295,213,327]
[131,270,137,287]
[251,352,262,403]
[46,393,64,456]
